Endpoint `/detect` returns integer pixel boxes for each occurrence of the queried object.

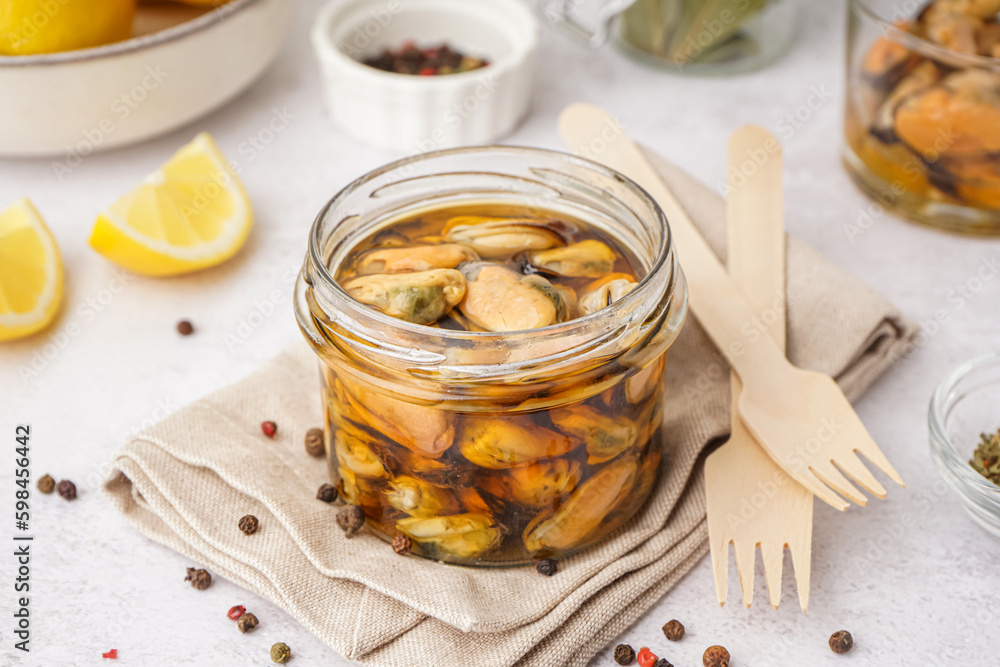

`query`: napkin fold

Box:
[105,150,917,667]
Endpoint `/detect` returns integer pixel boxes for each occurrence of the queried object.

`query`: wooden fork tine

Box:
[834,450,888,499]
[733,539,757,609]
[852,429,906,487]
[789,533,812,613]
[760,539,784,610]
[710,536,731,607]
[810,460,868,506]
[794,467,850,511]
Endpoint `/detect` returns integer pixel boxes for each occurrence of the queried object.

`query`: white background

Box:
[2,0,998,665]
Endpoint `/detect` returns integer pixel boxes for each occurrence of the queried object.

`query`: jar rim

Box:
[304,145,678,348]
[849,0,1000,69]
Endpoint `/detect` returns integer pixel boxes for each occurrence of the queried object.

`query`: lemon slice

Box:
[89,133,252,277]
[0,199,63,342]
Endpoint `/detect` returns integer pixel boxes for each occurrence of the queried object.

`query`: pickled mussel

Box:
[523,456,640,553]
[579,274,637,315]
[355,243,479,275]
[442,216,566,258]
[527,240,617,278]
[318,202,664,564]
[458,262,568,331]
[396,513,501,559]
[385,476,460,517]
[551,404,638,464]
[341,269,466,324]
[460,418,576,469]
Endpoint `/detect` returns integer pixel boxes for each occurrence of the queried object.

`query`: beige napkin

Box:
[104,150,917,666]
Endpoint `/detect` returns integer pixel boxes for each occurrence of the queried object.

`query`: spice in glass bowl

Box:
[970,429,1000,485]
[362,41,489,76]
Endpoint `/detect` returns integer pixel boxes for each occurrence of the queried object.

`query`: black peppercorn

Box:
[176,320,194,336]
[270,642,291,664]
[829,630,854,654]
[392,534,412,555]
[316,483,338,503]
[535,558,558,576]
[237,612,259,634]
[614,644,636,665]
[238,515,259,535]
[652,660,673,667]
[185,567,212,590]
[304,428,325,458]
[703,645,729,667]
[37,474,55,494]
[57,479,76,500]
[337,505,365,538]
[662,619,685,641]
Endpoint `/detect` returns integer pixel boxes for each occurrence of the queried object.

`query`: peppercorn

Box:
[270,642,291,664]
[261,420,277,438]
[829,630,854,654]
[392,534,412,555]
[237,612,259,634]
[337,505,365,538]
[637,647,657,667]
[662,619,685,641]
[614,644,636,665]
[227,605,246,620]
[304,428,325,458]
[37,474,55,494]
[652,659,673,667]
[316,483,338,503]
[185,567,212,590]
[703,645,730,667]
[239,515,259,535]
[102,648,118,659]
[176,320,194,336]
[57,479,76,500]
[535,558,558,576]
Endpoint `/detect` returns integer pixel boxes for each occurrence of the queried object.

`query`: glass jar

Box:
[294,146,687,566]
[844,0,1000,235]
[544,0,798,76]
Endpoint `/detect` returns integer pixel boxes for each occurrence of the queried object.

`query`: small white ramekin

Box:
[311,0,538,153]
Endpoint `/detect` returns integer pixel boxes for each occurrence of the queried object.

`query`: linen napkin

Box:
[104,149,918,666]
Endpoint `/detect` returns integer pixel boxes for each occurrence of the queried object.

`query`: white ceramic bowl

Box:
[0,0,290,158]
[312,0,538,153]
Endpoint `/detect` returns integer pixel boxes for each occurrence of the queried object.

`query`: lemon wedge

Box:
[0,199,63,342]
[89,133,252,277]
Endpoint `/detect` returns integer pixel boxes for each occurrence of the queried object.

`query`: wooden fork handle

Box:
[558,104,789,390]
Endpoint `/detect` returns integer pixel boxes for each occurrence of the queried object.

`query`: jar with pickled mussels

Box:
[294,147,687,566]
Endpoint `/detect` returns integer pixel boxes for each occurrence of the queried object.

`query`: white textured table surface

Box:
[2,1,998,665]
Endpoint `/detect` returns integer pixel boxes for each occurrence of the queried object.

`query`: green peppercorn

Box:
[270,642,291,664]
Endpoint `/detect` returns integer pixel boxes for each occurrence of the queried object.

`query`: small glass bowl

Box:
[929,352,1000,537]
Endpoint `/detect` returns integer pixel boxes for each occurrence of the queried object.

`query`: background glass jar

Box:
[844,0,1000,234]
[294,147,687,566]
[544,0,798,76]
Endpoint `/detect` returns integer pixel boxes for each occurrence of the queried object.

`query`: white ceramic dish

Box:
[312,0,538,153]
[0,0,290,158]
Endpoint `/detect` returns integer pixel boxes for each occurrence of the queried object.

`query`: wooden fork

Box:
[704,126,812,611]
[558,103,905,511]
